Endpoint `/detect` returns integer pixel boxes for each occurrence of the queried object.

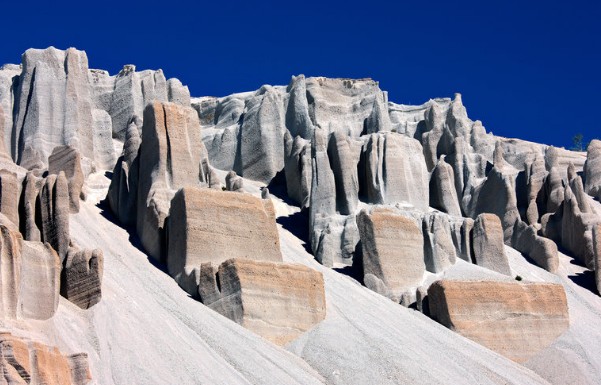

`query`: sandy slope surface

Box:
[4,177,600,384]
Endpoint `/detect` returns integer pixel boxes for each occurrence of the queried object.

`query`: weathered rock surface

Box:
[357,208,425,300]
[167,187,282,294]
[0,170,19,226]
[134,102,209,261]
[472,214,511,275]
[198,258,326,345]
[585,139,601,201]
[38,173,70,262]
[61,247,103,309]
[0,332,91,385]
[422,212,457,273]
[0,222,61,321]
[429,157,462,216]
[360,132,429,210]
[48,145,84,213]
[428,280,569,363]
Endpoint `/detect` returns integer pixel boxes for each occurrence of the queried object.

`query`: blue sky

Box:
[1,0,599,148]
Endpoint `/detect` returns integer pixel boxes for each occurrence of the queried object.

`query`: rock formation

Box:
[0,332,91,385]
[428,280,569,363]
[472,214,511,275]
[167,187,282,293]
[48,145,85,213]
[61,248,103,309]
[198,258,326,345]
[0,220,60,320]
[357,208,425,301]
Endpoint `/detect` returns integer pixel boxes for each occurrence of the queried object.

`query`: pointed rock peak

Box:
[545,146,559,170]
[118,64,136,76]
[493,141,505,169]
[588,139,601,152]
[567,162,577,181]
[453,93,463,105]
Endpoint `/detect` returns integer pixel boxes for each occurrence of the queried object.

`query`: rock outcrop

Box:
[198,258,326,345]
[0,170,19,226]
[61,248,103,309]
[167,187,282,294]
[472,214,511,275]
[428,280,569,363]
[357,208,425,301]
[0,332,91,385]
[48,145,84,213]
[110,101,210,261]
[0,221,60,320]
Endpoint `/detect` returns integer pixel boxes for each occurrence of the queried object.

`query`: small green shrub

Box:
[515,275,523,281]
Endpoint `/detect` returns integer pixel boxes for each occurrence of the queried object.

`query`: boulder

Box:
[48,145,84,213]
[472,214,511,275]
[167,187,282,294]
[357,208,425,300]
[428,280,569,363]
[61,248,103,309]
[225,171,244,192]
[198,258,326,345]
[0,332,91,385]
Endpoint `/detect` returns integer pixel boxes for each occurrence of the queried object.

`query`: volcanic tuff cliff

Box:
[0,46,600,384]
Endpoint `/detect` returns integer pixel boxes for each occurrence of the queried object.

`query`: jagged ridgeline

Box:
[1,46,601,384]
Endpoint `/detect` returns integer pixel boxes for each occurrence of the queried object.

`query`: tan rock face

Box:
[200,258,326,345]
[428,280,569,363]
[0,222,60,321]
[0,332,91,385]
[357,208,425,299]
[136,101,209,261]
[167,187,282,292]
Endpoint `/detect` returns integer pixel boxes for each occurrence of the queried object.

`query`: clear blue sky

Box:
[1,0,599,148]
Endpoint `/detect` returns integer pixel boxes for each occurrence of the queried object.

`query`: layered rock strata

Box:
[428,280,569,363]
[198,258,326,345]
[0,332,91,385]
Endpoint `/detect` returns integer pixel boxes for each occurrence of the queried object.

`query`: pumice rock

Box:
[135,101,209,261]
[48,145,85,213]
[422,212,457,273]
[61,247,103,309]
[428,280,569,363]
[429,156,462,216]
[39,172,70,262]
[0,170,19,226]
[357,208,425,301]
[0,332,91,385]
[197,258,326,346]
[167,187,282,294]
[472,214,511,275]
